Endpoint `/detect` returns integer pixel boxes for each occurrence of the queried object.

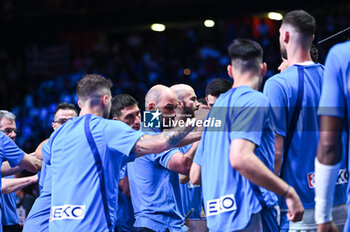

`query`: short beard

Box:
[280,48,288,60]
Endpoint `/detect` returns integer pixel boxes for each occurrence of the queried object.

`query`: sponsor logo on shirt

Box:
[307,169,348,188]
[206,194,237,216]
[50,205,86,221]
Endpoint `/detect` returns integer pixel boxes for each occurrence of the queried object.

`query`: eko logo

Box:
[206,194,237,216]
[307,169,348,188]
[143,110,161,128]
[50,205,86,221]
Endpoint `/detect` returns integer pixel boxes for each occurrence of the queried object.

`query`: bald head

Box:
[170,84,198,118]
[145,85,178,128]
[145,85,177,109]
[170,84,195,102]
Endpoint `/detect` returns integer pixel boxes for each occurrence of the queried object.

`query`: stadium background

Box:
[1,0,349,153]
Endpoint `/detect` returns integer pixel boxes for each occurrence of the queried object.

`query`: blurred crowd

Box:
[0,8,349,153]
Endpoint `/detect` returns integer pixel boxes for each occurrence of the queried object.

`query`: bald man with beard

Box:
[170,84,205,231]
[127,85,200,232]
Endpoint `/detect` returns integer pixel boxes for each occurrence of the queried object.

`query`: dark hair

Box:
[198,97,208,105]
[111,94,138,118]
[282,10,316,36]
[310,44,319,62]
[205,78,232,97]
[227,38,263,74]
[54,102,78,117]
[76,74,113,104]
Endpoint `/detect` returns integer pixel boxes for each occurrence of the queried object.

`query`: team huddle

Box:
[0,9,350,232]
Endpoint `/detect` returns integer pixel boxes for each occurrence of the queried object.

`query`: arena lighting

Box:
[204,19,215,28]
[151,23,166,32]
[184,68,191,76]
[267,12,283,21]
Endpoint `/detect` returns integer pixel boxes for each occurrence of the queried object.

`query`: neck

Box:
[232,74,260,90]
[286,45,312,65]
[79,106,104,118]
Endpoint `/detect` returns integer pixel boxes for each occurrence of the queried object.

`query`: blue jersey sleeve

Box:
[318,46,345,118]
[104,120,144,157]
[148,148,181,169]
[229,94,270,146]
[0,132,25,167]
[263,78,287,137]
[41,141,51,165]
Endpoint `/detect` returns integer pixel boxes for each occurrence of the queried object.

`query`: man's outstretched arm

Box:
[133,127,198,157]
[2,174,38,194]
[17,154,42,173]
[1,152,37,177]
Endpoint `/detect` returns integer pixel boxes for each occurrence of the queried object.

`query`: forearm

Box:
[184,141,199,160]
[177,141,200,176]
[317,133,342,165]
[317,116,343,165]
[2,175,38,194]
[274,133,284,175]
[315,116,344,225]
[176,131,201,148]
[1,162,24,177]
[189,162,201,185]
[134,128,193,157]
[18,154,42,173]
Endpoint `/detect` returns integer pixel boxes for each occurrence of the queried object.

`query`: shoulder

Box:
[0,131,7,144]
[330,41,350,55]
[93,116,132,131]
[327,41,350,64]
[237,87,269,107]
[265,67,297,86]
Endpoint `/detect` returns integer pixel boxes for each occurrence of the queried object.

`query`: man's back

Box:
[194,86,277,231]
[264,63,347,210]
[43,114,143,231]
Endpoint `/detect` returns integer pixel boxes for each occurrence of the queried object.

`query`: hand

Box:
[317,222,338,232]
[27,152,36,156]
[32,174,39,184]
[284,186,304,222]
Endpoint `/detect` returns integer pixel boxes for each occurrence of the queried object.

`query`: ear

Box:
[283,31,290,43]
[312,34,315,42]
[78,100,82,109]
[101,95,108,105]
[177,100,183,109]
[227,65,234,79]
[261,62,267,77]
[112,116,120,121]
[148,102,156,111]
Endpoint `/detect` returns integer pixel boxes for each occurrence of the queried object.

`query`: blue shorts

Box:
[280,204,347,232]
[261,206,278,232]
